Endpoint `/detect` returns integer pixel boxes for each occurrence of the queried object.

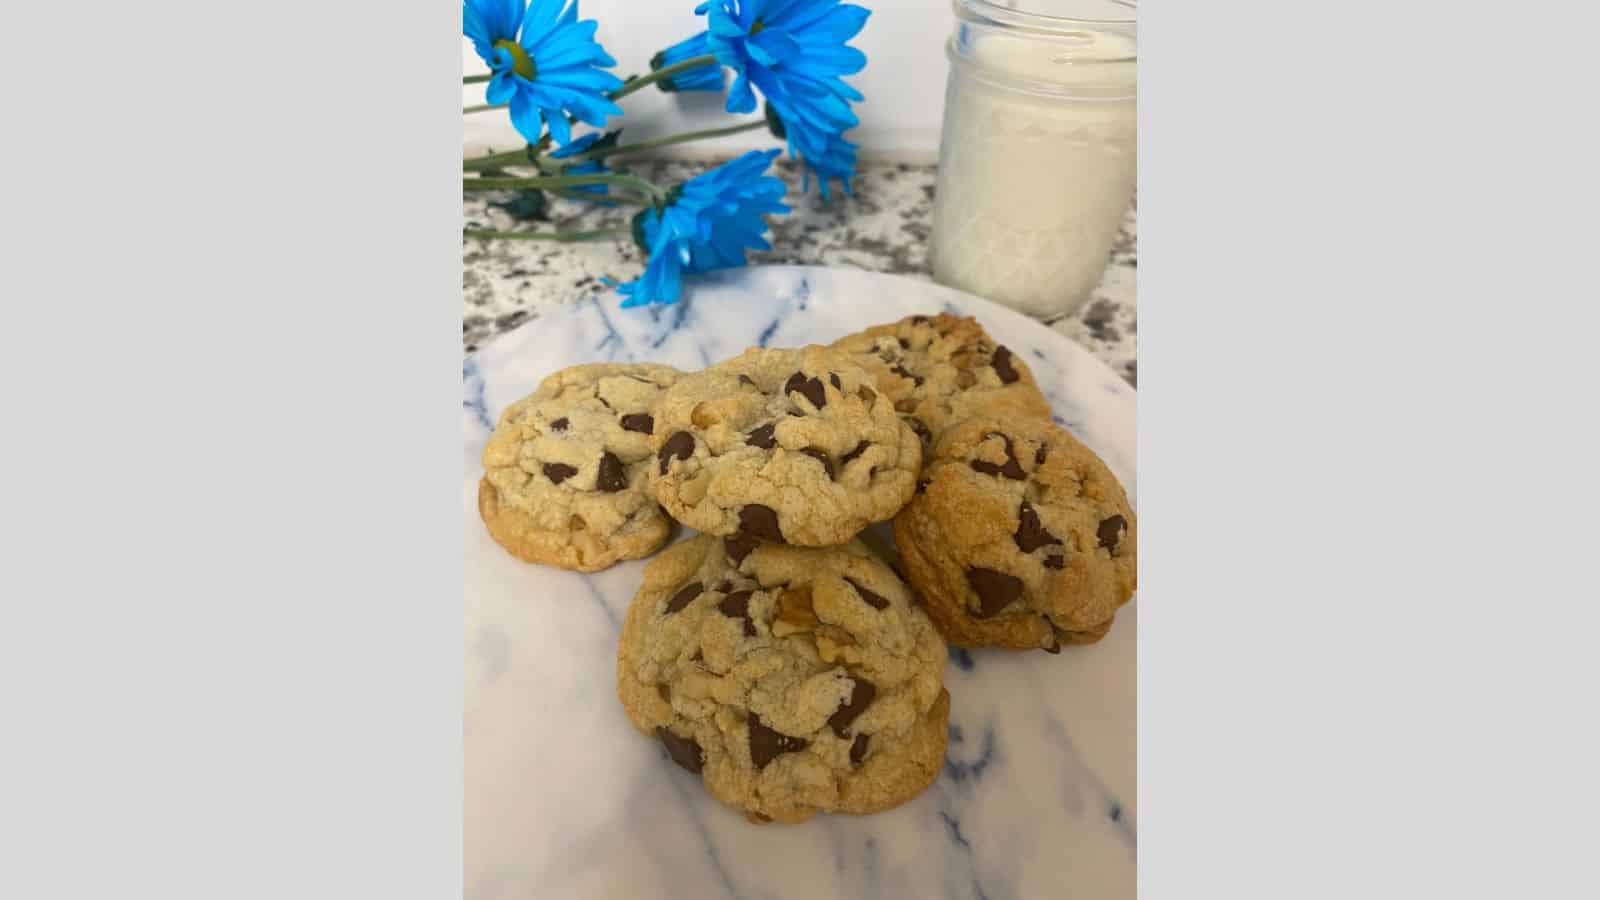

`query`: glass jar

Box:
[929,0,1137,319]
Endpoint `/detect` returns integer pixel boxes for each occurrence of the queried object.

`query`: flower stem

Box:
[552,120,768,169]
[465,102,507,114]
[463,147,531,171]
[465,173,665,204]
[464,73,492,85]
[465,227,628,243]
[609,54,719,102]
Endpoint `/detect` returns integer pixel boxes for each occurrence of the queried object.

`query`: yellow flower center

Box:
[493,39,537,80]
[750,20,766,35]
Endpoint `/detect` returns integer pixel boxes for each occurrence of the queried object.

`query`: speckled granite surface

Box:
[464,158,1137,386]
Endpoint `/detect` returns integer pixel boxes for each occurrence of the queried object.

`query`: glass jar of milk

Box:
[929,0,1136,319]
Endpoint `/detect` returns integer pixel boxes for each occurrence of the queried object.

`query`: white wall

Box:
[462,0,949,162]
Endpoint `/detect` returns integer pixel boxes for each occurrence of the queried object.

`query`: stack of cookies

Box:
[477,313,1137,824]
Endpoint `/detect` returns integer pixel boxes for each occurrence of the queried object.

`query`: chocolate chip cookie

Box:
[894,416,1136,651]
[479,362,682,572]
[616,534,950,824]
[830,313,1053,450]
[648,345,921,547]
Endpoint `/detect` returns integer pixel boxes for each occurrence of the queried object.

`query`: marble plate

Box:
[464,266,1136,900]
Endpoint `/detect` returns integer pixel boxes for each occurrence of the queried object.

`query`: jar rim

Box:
[957,0,1137,37]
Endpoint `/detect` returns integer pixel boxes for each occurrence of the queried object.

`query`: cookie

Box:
[616,534,950,824]
[479,362,682,572]
[830,313,1053,449]
[893,416,1136,651]
[648,345,921,547]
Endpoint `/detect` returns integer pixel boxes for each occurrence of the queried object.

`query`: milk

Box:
[930,25,1136,318]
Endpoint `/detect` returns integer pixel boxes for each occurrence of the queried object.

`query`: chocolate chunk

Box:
[596,452,626,492]
[992,346,1020,384]
[898,337,910,350]
[1035,443,1050,466]
[784,372,827,409]
[970,433,1026,480]
[718,590,757,636]
[747,712,809,769]
[724,533,758,565]
[1014,500,1063,553]
[746,422,777,449]
[907,418,932,446]
[857,385,876,405]
[620,413,654,434]
[911,315,930,325]
[738,504,784,543]
[549,417,569,431]
[829,372,842,390]
[844,576,889,610]
[966,567,1023,618]
[542,462,578,484]
[738,374,758,388]
[716,582,733,593]
[656,727,704,773]
[850,733,870,765]
[664,581,702,614]
[839,441,870,468]
[1098,514,1127,551]
[798,447,834,479]
[889,364,924,387]
[827,677,877,737]
[658,431,694,474]
[1043,553,1066,570]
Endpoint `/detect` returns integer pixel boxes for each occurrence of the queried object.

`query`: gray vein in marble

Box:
[464,158,1137,386]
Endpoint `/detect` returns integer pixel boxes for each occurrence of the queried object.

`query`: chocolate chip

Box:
[1035,443,1050,466]
[748,811,772,823]
[738,504,784,543]
[911,315,930,325]
[827,677,877,737]
[1098,514,1127,551]
[889,364,924,387]
[664,581,702,615]
[857,385,876,405]
[656,727,704,773]
[829,372,842,390]
[907,418,932,446]
[915,479,930,494]
[620,413,654,434]
[850,733,870,765]
[738,374,758,388]
[784,372,827,409]
[798,447,834,479]
[542,462,578,484]
[724,533,758,565]
[690,649,704,664]
[992,346,1020,384]
[718,590,757,636]
[716,582,733,593]
[549,417,569,431]
[787,410,805,417]
[1044,553,1066,570]
[839,441,870,468]
[746,422,777,449]
[747,712,809,769]
[966,567,1023,618]
[898,337,910,350]
[1014,500,1063,553]
[596,452,626,492]
[658,683,672,702]
[844,576,889,610]
[971,433,1026,480]
[658,431,694,475]
[1042,633,1063,654]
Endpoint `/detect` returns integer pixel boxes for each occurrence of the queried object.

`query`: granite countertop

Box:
[465,158,1137,386]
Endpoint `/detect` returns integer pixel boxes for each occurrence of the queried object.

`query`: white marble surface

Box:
[465,267,1135,900]
[464,158,1138,387]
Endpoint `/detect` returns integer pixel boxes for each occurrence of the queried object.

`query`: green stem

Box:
[552,120,768,169]
[463,147,531,171]
[464,73,492,85]
[465,102,507,114]
[465,173,665,203]
[609,54,719,102]
[464,227,628,243]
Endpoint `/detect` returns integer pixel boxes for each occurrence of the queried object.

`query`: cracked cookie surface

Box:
[829,313,1053,450]
[479,362,682,572]
[648,345,921,547]
[616,534,950,824]
[894,416,1136,651]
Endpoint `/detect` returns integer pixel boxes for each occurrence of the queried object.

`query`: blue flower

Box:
[549,131,615,198]
[651,33,724,93]
[615,149,790,307]
[463,0,625,146]
[695,0,870,196]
